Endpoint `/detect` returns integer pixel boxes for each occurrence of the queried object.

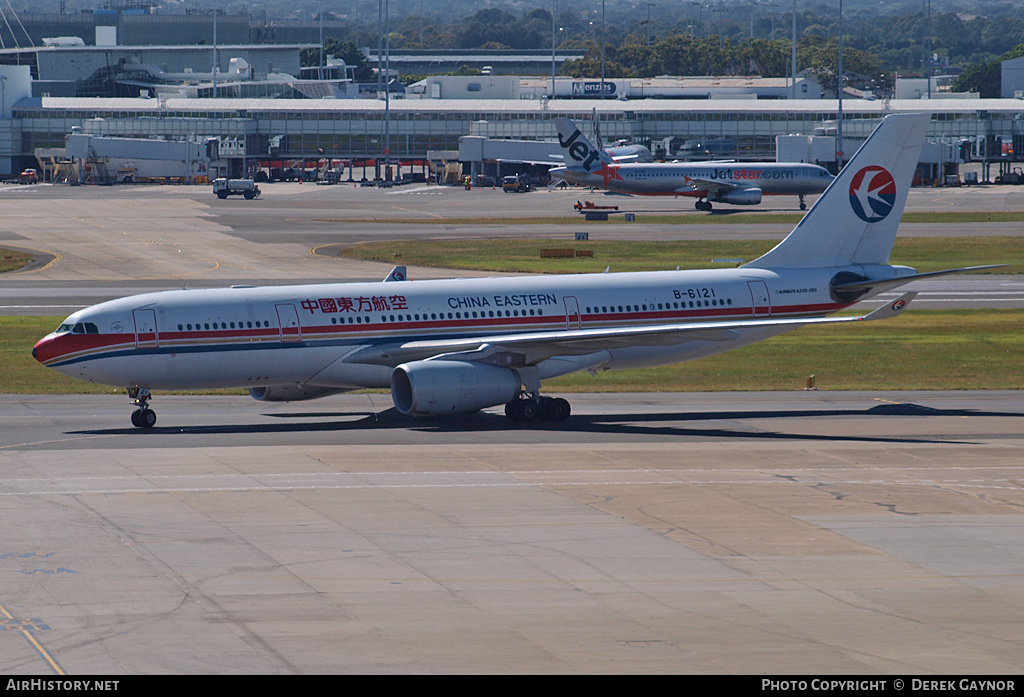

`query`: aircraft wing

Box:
[607,152,649,163]
[496,156,565,166]
[509,154,647,166]
[348,293,917,367]
[674,176,740,194]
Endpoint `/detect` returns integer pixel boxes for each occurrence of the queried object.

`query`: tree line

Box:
[300,2,1024,97]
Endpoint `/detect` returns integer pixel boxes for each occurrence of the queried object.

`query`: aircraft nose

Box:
[32,334,59,365]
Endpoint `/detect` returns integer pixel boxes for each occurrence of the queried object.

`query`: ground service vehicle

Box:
[502,175,532,193]
[213,178,261,199]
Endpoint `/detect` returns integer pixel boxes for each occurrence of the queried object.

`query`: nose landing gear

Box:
[127,386,156,428]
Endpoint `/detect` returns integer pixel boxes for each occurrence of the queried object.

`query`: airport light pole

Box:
[790,0,797,100]
[600,0,605,96]
[837,0,844,167]
[212,4,217,98]
[551,0,556,97]
[764,2,777,39]
[924,0,931,99]
[376,0,382,97]
[689,2,707,40]
[385,0,390,177]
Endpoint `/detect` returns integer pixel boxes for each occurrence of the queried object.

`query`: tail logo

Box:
[892,299,907,312]
[848,166,896,223]
[558,126,602,171]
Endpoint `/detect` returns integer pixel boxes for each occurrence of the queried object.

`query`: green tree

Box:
[301,38,373,81]
[952,44,1024,97]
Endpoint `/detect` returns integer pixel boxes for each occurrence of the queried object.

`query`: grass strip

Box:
[335,210,1024,226]
[337,237,1024,275]
[0,247,33,273]
[4,311,1022,395]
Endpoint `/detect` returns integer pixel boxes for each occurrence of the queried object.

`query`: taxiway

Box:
[0,181,1022,674]
[1,391,1023,674]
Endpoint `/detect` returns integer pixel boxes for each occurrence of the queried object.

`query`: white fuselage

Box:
[35,266,851,392]
[551,162,833,197]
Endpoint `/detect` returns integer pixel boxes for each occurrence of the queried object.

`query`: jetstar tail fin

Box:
[555,117,613,173]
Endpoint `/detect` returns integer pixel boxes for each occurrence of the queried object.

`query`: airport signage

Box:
[571,81,616,97]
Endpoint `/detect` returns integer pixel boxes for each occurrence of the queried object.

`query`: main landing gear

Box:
[504,394,571,423]
[127,386,156,428]
[695,199,713,211]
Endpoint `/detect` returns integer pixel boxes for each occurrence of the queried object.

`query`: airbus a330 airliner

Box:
[549,116,833,210]
[34,113,989,428]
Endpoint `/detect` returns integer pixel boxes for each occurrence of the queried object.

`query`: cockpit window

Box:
[59,322,98,334]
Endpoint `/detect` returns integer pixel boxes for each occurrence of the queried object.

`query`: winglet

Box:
[862,292,917,321]
[383,265,408,282]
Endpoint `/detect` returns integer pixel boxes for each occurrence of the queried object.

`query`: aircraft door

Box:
[747,281,771,317]
[132,309,159,349]
[276,303,301,342]
[563,296,581,330]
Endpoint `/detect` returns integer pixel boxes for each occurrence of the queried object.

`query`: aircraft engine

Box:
[248,385,348,401]
[714,187,762,205]
[391,360,521,416]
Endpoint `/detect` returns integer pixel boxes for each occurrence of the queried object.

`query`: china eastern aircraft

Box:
[549,117,834,210]
[33,113,991,428]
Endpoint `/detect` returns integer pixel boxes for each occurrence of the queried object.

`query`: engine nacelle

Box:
[249,385,347,402]
[391,360,521,416]
[714,187,762,205]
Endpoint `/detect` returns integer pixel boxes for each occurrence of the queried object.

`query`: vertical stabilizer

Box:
[746,113,929,269]
[555,117,612,173]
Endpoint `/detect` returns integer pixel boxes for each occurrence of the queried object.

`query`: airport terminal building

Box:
[3,64,1024,183]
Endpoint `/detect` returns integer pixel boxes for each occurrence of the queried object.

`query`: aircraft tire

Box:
[546,398,571,421]
[132,408,156,429]
[519,401,538,421]
[505,399,539,422]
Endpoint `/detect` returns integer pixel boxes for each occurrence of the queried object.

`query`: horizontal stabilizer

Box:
[833,265,1005,295]
[383,265,408,282]
[861,292,917,320]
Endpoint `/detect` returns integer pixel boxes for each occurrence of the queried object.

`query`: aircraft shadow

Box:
[67,403,1022,445]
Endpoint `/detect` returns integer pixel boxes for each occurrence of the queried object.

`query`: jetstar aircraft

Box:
[33,113,992,428]
[549,117,834,210]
